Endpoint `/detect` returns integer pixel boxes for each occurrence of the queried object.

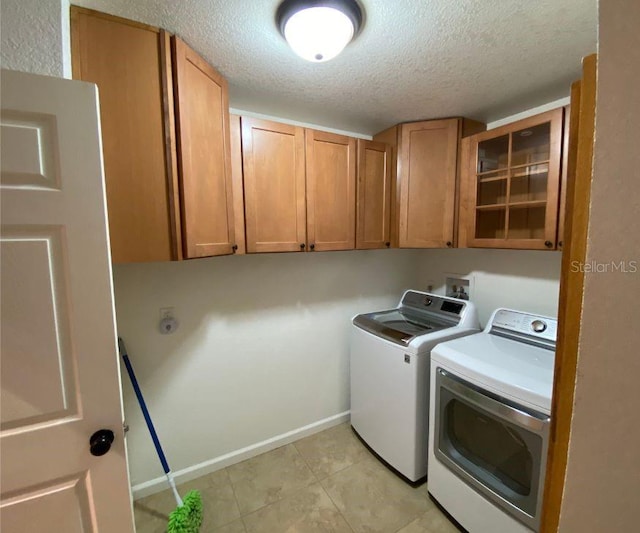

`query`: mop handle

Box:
[117,338,171,475]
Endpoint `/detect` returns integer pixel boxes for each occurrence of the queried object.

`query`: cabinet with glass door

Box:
[459,108,564,249]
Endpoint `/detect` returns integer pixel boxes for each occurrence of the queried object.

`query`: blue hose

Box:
[118,337,171,475]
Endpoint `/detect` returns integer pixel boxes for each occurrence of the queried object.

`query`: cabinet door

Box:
[305,130,357,251]
[398,119,459,248]
[356,140,392,249]
[372,126,400,247]
[172,37,235,258]
[558,93,579,250]
[463,108,563,250]
[71,8,181,263]
[241,118,306,253]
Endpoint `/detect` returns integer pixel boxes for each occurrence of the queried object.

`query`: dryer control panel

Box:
[488,309,557,348]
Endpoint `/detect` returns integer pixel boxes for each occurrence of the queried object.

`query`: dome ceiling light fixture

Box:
[276,0,364,63]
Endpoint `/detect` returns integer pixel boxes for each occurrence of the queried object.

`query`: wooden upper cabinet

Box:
[305,130,357,251]
[172,36,235,259]
[70,7,181,263]
[241,117,306,253]
[239,120,359,254]
[460,108,564,250]
[72,8,235,262]
[558,94,579,251]
[356,140,392,249]
[371,125,400,247]
[397,119,459,248]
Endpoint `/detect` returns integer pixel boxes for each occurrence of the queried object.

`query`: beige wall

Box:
[559,0,640,530]
[0,0,71,78]
[114,249,423,492]
[417,249,561,327]
[116,244,562,496]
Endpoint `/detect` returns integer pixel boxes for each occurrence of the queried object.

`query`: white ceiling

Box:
[74,0,597,135]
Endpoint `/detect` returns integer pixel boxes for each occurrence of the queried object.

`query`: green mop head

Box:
[167,490,203,533]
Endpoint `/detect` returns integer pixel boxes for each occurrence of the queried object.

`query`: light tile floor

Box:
[134,423,460,533]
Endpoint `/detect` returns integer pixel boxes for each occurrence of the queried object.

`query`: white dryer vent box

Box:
[445,274,473,301]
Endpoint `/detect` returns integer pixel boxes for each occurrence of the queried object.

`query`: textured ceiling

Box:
[73,0,597,135]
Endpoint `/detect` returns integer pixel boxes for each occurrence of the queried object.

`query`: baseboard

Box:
[131,410,351,499]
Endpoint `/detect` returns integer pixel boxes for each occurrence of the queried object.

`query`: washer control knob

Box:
[424,297,433,306]
[531,320,547,333]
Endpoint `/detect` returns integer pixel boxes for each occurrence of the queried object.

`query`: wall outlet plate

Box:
[159,307,174,320]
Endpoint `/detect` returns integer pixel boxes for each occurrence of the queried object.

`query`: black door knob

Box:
[446,241,452,247]
[544,241,553,248]
[90,429,115,457]
[385,242,391,247]
[232,244,238,252]
[310,243,315,250]
[300,243,305,250]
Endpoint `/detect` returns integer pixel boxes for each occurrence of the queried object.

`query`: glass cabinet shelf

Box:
[461,108,564,249]
[510,160,550,173]
[474,122,551,240]
[476,200,547,210]
[478,173,509,183]
[476,203,507,210]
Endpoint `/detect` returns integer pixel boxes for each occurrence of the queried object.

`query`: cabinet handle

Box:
[385,242,391,247]
[300,243,306,250]
[446,241,452,247]
[558,241,563,248]
[232,244,238,252]
[544,241,553,248]
[310,244,315,251]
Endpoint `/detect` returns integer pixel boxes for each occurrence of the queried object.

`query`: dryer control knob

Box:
[531,320,547,333]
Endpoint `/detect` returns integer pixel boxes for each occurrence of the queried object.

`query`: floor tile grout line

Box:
[392,514,419,533]
[291,440,323,487]
[290,425,373,532]
[223,465,240,502]
[238,438,354,532]
[229,443,320,519]
[292,423,373,482]
[220,466,246,530]
[323,450,433,533]
[315,480,357,533]
[291,441,324,499]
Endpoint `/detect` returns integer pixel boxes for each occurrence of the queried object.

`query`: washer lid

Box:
[431,332,555,412]
[353,308,453,346]
[353,291,477,347]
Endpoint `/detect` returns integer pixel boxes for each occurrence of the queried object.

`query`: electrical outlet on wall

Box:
[424,280,436,293]
[158,307,179,334]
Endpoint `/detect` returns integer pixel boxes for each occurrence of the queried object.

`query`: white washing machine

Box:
[350,290,479,482]
[428,308,558,532]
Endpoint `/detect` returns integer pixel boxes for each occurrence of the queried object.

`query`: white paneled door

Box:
[0,70,134,532]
